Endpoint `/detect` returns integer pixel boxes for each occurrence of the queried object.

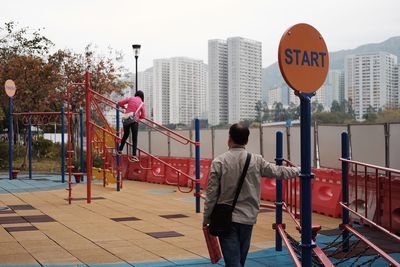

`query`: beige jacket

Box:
[203,147,300,225]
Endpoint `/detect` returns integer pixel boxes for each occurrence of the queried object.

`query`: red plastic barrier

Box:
[189,159,212,189]
[146,158,166,184]
[129,156,149,181]
[163,157,189,186]
[381,176,400,233]
[348,173,377,223]
[260,178,277,201]
[312,168,342,218]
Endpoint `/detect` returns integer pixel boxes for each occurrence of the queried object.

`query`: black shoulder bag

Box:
[209,153,251,236]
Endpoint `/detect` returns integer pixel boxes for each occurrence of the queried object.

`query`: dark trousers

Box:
[218,222,253,267]
[119,122,139,156]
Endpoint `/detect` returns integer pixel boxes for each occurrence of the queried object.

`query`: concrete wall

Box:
[137,122,400,170]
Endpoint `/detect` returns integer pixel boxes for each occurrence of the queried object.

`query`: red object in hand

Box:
[203,225,222,264]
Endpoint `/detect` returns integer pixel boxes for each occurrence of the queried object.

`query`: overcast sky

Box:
[3,0,400,72]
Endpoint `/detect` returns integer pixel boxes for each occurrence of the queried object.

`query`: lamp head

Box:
[132,44,141,57]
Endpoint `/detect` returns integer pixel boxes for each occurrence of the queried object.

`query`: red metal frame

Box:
[89,121,197,193]
[343,224,400,266]
[340,158,400,234]
[276,225,301,267]
[340,202,400,242]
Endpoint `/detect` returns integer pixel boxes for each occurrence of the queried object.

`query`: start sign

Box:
[278,23,329,93]
[4,80,16,97]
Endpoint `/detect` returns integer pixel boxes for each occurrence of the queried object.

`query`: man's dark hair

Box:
[229,123,250,145]
[135,90,144,102]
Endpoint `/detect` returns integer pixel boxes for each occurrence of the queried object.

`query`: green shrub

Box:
[32,137,53,158]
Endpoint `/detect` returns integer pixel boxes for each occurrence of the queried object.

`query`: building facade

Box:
[153,59,170,124]
[345,52,398,120]
[169,57,208,125]
[138,67,153,120]
[208,39,228,126]
[227,37,262,124]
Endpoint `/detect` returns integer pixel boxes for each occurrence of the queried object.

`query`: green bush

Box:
[32,137,53,158]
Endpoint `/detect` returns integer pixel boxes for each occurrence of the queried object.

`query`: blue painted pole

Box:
[341,132,350,252]
[275,131,283,251]
[61,106,65,183]
[299,93,313,267]
[8,97,13,180]
[28,112,32,179]
[80,107,84,181]
[116,105,120,192]
[195,118,200,213]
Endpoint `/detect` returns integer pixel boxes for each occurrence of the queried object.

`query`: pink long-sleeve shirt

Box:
[117,96,146,121]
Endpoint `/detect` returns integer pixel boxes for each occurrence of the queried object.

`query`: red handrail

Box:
[340,202,400,242]
[141,118,196,145]
[276,225,301,267]
[90,122,196,184]
[340,158,400,174]
[343,225,400,266]
[91,90,197,146]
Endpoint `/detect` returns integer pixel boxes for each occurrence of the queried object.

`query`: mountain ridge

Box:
[262,36,400,98]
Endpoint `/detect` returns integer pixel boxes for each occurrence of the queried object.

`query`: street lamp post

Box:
[132,44,141,93]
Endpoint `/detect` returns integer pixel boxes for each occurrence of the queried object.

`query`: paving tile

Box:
[8,204,35,210]
[159,214,188,219]
[5,225,38,232]
[23,214,56,223]
[111,216,141,222]
[146,231,184,239]
[0,252,38,264]
[0,215,27,224]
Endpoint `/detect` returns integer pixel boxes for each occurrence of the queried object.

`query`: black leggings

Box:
[119,122,139,156]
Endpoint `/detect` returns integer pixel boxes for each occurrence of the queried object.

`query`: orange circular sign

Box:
[4,80,16,97]
[278,23,329,93]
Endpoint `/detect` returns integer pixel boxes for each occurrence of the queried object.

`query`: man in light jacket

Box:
[203,123,300,267]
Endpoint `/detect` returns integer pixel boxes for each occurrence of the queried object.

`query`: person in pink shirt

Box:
[117,90,146,161]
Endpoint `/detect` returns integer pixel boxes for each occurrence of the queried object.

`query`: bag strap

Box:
[232,153,251,210]
[135,101,144,114]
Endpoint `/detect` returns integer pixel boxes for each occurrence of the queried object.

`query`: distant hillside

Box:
[262,36,400,95]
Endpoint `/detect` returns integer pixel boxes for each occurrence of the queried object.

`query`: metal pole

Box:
[85,71,92,203]
[80,108,84,179]
[384,123,390,168]
[61,106,65,183]
[135,56,138,93]
[299,93,313,267]
[341,132,350,252]
[275,131,283,251]
[116,105,121,192]
[8,97,13,180]
[195,118,200,213]
[29,112,32,179]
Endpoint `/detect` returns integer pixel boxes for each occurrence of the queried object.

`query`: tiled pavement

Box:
[0,174,396,266]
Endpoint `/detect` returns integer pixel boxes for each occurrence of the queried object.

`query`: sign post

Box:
[278,23,329,267]
[5,80,17,180]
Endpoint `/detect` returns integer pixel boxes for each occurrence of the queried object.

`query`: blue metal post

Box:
[195,118,201,213]
[299,93,313,267]
[61,106,65,183]
[341,132,350,252]
[116,105,120,192]
[80,107,84,181]
[8,97,13,180]
[275,131,283,251]
[28,112,32,179]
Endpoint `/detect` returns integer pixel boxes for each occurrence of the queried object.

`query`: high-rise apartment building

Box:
[327,70,345,103]
[394,65,399,108]
[345,52,398,120]
[169,57,208,125]
[267,85,290,107]
[153,59,170,124]
[138,67,153,120]
[208,39,228,126]
[228,37,262,123]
